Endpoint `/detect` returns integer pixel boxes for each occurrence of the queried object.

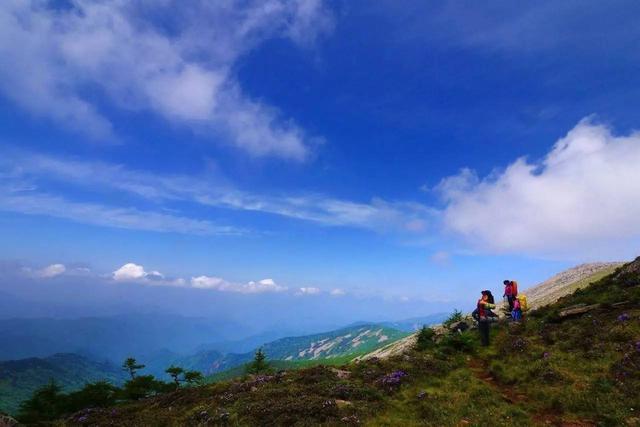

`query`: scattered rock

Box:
[449,320,470,333]
[341,415,360,424]
[0,414,19,427]
[331,367,351,379]
[559,304,601,319]
[335,399,352,409]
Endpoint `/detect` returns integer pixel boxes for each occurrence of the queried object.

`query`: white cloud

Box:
[438,118,640,259]
[113,263,148,281]
[0,1,333,159]
[297,286,321,295]
[36,263,66,278]
[190,276,287,294]
[191,275,226,290]
[112,262,186,286]
[330,288,346,296]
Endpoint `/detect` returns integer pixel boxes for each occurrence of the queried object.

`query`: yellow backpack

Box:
[517,294,528,311]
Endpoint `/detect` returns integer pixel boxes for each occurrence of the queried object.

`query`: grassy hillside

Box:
[0,353,126,416]
[56,258,640,426]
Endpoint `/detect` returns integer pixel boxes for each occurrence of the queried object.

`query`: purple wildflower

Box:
[618,313,630,322]
[378,370,408,390]
[543,352,550,359]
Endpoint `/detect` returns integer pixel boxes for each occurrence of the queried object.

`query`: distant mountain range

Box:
[0,313,256,362]
[0,353,126,415]
[143,323,410,377]
[381,313,449,332]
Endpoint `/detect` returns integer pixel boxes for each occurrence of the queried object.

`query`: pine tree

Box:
[122,357,145,379]
[247,347,268,374]
[17,379,64,423]
[184,370,204,385]
[165,365,185,387]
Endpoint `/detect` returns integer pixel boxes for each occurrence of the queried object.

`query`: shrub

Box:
[438,332,476,354]
[122,375,166,400]
[415,326,436,351]
[443,309,464,327]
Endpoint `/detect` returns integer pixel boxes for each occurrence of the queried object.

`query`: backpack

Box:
[511,281,518,296]
[516,294,528,311]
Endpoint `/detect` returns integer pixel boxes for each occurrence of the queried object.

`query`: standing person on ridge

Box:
[503,279,516,312]
[476,290,496,346]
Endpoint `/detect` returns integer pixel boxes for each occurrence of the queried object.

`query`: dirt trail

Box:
[467,357,525,405]
[467,357,594,427]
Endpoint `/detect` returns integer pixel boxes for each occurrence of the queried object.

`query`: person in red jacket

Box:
[503,279,516,312]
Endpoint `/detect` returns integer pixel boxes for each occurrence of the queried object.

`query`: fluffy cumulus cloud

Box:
[113,263,151,281]
[0,0,333,159]
[190,276,287,294]
[112,262,169,283]
[437,119,640,259]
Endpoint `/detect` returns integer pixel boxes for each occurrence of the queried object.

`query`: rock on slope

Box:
[358,262,624,361]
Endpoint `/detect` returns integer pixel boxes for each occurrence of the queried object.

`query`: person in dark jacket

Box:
[476,290,496,346]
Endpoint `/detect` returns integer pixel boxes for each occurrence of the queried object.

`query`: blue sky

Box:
[1,1,640,325]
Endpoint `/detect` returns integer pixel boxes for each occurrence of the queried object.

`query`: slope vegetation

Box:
[0,353,125,415]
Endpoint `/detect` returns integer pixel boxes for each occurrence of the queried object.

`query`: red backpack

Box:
[511,280,518,296]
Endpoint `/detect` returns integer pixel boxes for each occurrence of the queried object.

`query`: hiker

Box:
[476,290,496,346]
[512,297,522,321]
[482,290,499,319]
[503,280,517,312]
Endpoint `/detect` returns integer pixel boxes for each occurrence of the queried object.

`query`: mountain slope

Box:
[57,257,640,426]
[358,261,624,361]
[0,353,126,415]
[522,261,623,310]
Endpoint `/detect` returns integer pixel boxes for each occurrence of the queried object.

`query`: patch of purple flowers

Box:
[617,313,630,322]
[378,370,408,391]
[635,341,640,352]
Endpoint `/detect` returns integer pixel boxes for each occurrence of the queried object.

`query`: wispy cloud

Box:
[1,151,435,233]
[0,187,242,236]
[0,1,333,159]
[35,263,66,278]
